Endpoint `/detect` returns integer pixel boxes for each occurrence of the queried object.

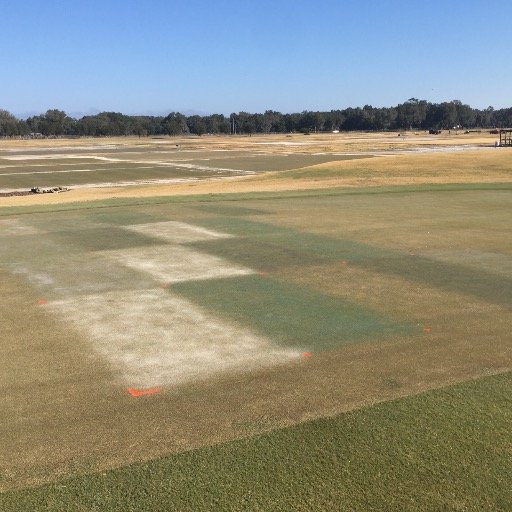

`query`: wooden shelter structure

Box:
[499,129,512,146]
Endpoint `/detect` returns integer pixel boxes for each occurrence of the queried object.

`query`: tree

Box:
[33,109,76,136]
[162,112,189,135]
[396,99,427,130]
[204,114,230,134]
[0,110,27,136]
[187,115,206,135]
[236,112,257,134]
[439,102,458,129]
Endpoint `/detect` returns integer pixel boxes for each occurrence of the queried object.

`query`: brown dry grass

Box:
[1,132,509,208]
[0,131,498,153]
[286,148,512,180]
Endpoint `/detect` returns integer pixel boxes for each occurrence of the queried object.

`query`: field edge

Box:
[1,370,511,511]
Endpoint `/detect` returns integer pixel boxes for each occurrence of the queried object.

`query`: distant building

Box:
[499,129,512,146]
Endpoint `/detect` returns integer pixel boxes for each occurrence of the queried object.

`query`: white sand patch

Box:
[253,142,315,146]
[124,221,234,244]
[2,153,251,172]
[53,174,254,190]
[2,154,101,161]
[0,219,43,236]
[0,168,111,176]
[101,245,255,283]
[0,145,118,154]
[47,289,300,387]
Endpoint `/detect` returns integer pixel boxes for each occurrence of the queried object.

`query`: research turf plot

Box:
[2,219,300,388]
[1,187,511,493]
[0,210,413,392]
[47,289,299,388]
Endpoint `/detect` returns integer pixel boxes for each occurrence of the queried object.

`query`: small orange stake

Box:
[423,327,432,334]
[303,352,313,358]
[159,283,170,289]
[340,260,348,266]
[37,299,46,305]
[259,271,268,277]
[127,387,162,397]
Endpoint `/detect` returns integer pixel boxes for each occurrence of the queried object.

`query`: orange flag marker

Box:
[127,387,162,397]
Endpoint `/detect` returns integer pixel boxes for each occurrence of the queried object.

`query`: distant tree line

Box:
[1,99,511,138]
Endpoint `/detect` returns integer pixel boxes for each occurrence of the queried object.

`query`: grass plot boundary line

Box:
[1,182,511,217]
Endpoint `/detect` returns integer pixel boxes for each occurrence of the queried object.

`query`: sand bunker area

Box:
[0,131,510,207]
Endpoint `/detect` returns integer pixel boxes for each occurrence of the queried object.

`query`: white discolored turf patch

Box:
[123,220,234,244]
[0,219,43,236]
[9,254,155,298]
[101,245,254,283]
[11,265,55,287]
[46,289,300,387]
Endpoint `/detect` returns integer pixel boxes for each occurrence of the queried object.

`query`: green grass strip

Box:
[172,275,413,350]
[2,371,511,511]
[361,254,512,307]
[1,182,511,217]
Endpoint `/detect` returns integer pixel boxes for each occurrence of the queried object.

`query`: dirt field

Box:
[1,133,511,495]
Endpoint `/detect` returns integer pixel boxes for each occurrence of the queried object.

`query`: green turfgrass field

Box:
[1,184,511,509]
[1,371,511,511]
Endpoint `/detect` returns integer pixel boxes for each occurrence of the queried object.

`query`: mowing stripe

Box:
[418,249,512,278]
[194,218,512,307]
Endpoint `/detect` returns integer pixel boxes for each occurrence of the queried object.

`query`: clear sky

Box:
[1,0,510,118]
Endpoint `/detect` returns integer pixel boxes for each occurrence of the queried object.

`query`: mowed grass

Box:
[1,183,511,505]
[173,275,414,351]
[1,371,511,511]
[191,216,512,307]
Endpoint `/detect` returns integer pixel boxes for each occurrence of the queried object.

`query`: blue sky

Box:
[1,0,510,117]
